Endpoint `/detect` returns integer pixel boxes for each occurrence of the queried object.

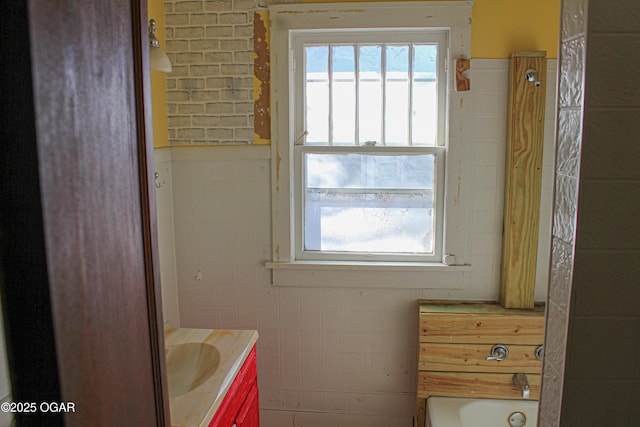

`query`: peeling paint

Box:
[253,12,271,145]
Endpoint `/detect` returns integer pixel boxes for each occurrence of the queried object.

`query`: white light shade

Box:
[150,45,172,73]
[149,19,172,73]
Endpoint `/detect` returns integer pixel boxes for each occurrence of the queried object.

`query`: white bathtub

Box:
[426,397,538,427]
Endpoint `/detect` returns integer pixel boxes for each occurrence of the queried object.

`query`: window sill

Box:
[265,261,471,289]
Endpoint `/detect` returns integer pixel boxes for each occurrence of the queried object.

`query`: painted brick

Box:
[177,128,205,139]
[220,64,249,75]
[174,27,204,39]
[220,89,250,100]
[234,24,253,37]
[178,104,205,114]
[166,0,256,146]
[206,128,234,139]
[168,115,191,127]
[206,103,235,114]
[167,40,189,52]
[234,51,253,64]
[175,52,204,64]
[234,128,254,139]
[233,0,257,11]
[205,26,234,38]
[232,77,253,89]
[219,13,248,24]
[190,90,221,102]
[174,1,204,13]
[204,0,232,11]
[206,77,234,89]
[190,40,219,51]
[220,39,248,51]
[220,115,248,126]
[176,78,206,90]
[192,116,221,127]
[167,91,190,102]
[190,65,220,76]
[204,52,233,63]
[190,13,219,25]
[167,65,189,77]
[234,102,253,113]
[166,13,189,25]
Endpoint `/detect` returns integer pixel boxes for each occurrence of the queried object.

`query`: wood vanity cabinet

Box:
[210,345,259,427]
[415,302,545,426]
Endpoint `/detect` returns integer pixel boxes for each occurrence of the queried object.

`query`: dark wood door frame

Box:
[132,0,172,424]
[0,0,169,425]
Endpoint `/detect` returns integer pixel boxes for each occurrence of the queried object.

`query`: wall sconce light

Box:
[149,19,172,73]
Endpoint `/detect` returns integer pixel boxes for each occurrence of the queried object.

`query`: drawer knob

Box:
[486,344,509,361]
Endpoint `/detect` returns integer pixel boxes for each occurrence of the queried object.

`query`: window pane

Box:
[305,46,329,145]
[412,45,438,146]
[358,45,382,145]
[305,153,435,254]
[332,45,356,145]
[385,45,410,146]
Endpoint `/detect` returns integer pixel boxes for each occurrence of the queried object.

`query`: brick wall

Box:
[164,0,258,145]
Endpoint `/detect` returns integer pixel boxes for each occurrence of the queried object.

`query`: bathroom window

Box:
[293,31,447,262]
[268,2,474,287]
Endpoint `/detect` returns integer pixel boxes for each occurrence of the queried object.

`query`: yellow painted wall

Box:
[149,0,169,148]
[300,0,560,58]
[471,0,559,58]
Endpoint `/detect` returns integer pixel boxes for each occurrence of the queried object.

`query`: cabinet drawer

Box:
[419,313,544,344]
[417,372,541,400]
[419,343,542,373]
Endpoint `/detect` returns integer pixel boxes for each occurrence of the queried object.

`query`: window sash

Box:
[294,146,445,262]
[291,30,448,262]
[292,30,449,149]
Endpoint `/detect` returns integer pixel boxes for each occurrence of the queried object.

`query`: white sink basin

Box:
[166,342,221,398]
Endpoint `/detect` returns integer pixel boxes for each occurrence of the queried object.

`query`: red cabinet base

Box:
[209,346,259,427]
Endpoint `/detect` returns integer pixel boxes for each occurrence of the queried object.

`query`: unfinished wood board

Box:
[419,343,542,373]
[501,51,547,309]
[419,312,545,344]
[417,372,541,400]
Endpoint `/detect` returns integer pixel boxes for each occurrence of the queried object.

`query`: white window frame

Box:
[267,2,474,288]
[294,30,447,263]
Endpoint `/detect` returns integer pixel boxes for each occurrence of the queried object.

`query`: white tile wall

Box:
[155,59,558,426]
[155,148,180,327]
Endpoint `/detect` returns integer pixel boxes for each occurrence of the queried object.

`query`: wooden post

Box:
[500,51,547,309]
